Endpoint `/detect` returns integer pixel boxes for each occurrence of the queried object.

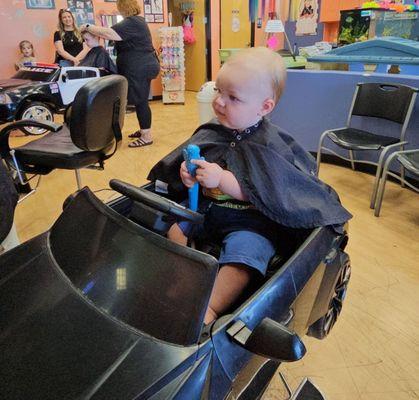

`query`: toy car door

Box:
[208,265,298,398]
[57,66,100,105]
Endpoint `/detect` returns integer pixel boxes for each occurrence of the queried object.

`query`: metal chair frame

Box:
[0,76,127,203]
[316,83,418,209]
[4,124,96,202]
[373,149,419,217]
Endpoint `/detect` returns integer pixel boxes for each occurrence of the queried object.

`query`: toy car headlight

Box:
[0,93,12,104]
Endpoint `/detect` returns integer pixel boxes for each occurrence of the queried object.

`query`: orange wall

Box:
[210,1,220,80]
[0,0,166,94]
[320,0,363,42]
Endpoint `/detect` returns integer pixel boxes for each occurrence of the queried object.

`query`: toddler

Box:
[148,47,352,324]
[15,40,36,70]
[79,31,117,74]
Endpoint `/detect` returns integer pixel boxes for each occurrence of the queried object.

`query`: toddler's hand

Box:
[192,159,223,188]
[180,161,197,188]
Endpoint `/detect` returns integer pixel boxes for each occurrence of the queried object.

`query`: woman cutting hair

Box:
[81,0,160,147]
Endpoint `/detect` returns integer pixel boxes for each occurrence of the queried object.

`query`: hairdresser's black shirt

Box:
[54,30,83,62]
[111,16,160,103]
[112,16,155,55]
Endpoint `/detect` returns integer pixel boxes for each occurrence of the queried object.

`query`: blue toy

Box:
[182,144,204,211]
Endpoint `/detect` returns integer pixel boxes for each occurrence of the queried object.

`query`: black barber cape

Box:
[148,118,352,230]
[80,46,117,74]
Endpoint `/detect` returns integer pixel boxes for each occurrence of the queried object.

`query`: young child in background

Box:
[15,40,36,70]
[79,30,117,74]
[148,47,352,324]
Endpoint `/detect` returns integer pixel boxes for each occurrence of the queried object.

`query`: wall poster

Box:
[295,0,319,35]
[143,0,164,23]
[67,0,95,25]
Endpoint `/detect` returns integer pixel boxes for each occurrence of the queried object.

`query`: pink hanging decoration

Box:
[183,12,196,44]
[267,35,279,49]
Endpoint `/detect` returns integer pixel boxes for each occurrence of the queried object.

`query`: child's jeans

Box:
[179,202,277,275]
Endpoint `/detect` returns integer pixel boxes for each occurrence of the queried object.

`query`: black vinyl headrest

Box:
[70,75,128,151]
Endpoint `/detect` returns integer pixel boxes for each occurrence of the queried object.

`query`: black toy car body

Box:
[0,63,103,134]
[0,179,351,400]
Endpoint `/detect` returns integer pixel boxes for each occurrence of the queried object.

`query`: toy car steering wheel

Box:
[110,179,204,224]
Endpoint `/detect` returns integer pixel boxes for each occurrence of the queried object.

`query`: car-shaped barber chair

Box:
[0,64,109,135]
[0,75,127,200]
[0,173,351,399]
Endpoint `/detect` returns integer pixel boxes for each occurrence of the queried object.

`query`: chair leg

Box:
[75,170,82,190]
[400,143,406,188]
[400,165,406,188]
[370,150,385,209]
[316,131,329,177]
[374,152,398,217]
[348,150,355,171]
[370,143,406,209]
[17,175,42,204]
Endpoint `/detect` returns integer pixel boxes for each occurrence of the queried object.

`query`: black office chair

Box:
[0,75,128,198]
[373,149,419,217]
[316,82,418,209]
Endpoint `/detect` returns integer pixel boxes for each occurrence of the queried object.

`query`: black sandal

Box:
[128,138,153,148]
[128,130,142,139]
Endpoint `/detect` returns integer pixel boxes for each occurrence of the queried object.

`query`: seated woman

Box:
[53,9,89,66]
[80,31,117,74]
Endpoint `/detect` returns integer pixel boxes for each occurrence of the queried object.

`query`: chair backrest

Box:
[351,82,418,124]
[69,75,128,151]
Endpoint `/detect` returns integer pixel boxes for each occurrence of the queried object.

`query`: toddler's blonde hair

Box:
[223,47,286,104]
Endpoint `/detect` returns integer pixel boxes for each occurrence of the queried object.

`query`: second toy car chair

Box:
[0,75,128,197]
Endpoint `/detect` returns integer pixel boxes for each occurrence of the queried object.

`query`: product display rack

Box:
[158,26,185,104]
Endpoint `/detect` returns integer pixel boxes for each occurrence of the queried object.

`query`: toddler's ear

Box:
[260,98,275,116]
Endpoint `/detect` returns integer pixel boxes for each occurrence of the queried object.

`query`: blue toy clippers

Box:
[182,144,204,211]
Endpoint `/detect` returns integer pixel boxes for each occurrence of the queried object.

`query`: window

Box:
[66,70,84,80]
[85,70,97,78]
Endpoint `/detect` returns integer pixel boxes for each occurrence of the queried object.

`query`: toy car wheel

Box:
[18,102,54,135]
[308,253,351,339]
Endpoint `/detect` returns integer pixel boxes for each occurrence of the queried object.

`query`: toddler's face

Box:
[21,44,33,57]
[212,65,272,131]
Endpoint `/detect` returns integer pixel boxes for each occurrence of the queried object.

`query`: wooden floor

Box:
[9,91,419,399]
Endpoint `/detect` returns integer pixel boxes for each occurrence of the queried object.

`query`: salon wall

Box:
[211,1,288,80]
[0,0,166,95]
[253,0,288,50]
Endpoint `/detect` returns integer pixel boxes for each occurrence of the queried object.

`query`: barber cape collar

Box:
[223,120,262,144]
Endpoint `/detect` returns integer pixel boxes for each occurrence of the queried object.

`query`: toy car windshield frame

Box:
[31,188,217,345]
[12,66,59,82]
